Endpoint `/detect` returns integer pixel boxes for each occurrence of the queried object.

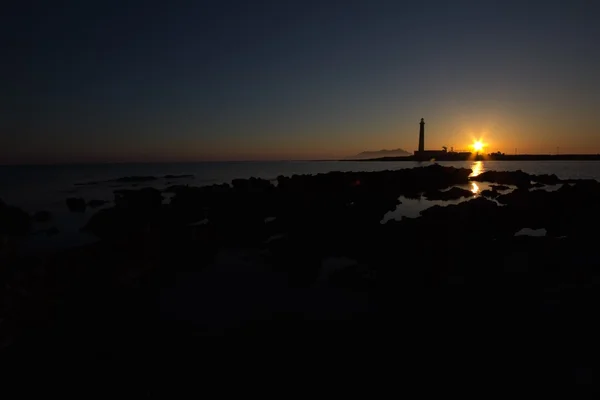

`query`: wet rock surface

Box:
[65,197,86,212]
[88,199,109,208]
[164,174,194,179]
[490,184,511,191]
[481,189,500,199]
[33,210,52,222]
[424,187,474,201]
[113,176,158,183]
[3,165,600,393]
[0,201,31,236]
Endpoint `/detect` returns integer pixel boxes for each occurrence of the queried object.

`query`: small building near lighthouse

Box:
[414,118,447,160]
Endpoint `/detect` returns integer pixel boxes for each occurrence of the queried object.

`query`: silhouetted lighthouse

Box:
[418,118,425,153]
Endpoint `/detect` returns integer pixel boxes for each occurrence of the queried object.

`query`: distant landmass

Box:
[346,148,411,160]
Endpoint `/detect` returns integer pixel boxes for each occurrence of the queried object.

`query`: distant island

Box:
[345,148,411,160]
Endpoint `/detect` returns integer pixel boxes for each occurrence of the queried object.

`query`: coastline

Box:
[345,154,600,162]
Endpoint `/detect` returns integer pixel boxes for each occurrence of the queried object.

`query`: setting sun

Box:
[472,140,484,152]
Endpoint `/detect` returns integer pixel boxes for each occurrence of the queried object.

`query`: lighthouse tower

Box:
[418,118,425,153]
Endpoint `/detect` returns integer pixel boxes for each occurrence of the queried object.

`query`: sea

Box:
[2,160,600,251]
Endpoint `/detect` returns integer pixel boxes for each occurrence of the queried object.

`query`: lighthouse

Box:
[414,118,446,159]
[418,118,425,153]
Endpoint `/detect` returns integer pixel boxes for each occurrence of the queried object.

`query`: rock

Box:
[83,208,119,238]
[46,227,59,236]
[232,177,274,191]
[424,187,474,201]
[75,181,100,186]
[163,184,190,194]
[533,174,561,185]
[33,210,52,222]
[481,189,500,199]
[410,196,524,242]
[490,184,511,191]
[0,203,32,235]
[88,199,109,208]
[471,170,533,188]
[113,176,157,183]
[66,197,86,212]
[114,188,162,210]
[496,188,536,207]
[531,182,546,188]
[164,174,194,179]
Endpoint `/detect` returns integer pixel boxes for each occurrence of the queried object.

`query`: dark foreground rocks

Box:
[0,201,31,236]
[471,170,562,188]
[33,210,52,222]
[88,199,109,208]
[3,165,600,394]
[66,197,86,212]
[424,186,474,201]
[164,174,194,179]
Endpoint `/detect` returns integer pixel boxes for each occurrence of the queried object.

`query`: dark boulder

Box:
[496,188,538,207]
[232,177,274,191]
[75,181,100,186]
[164,174,194,179]
[88,199,109,208]
[533,174,561,185]
[163,184,190,194]
[0,203,32,235]
[490,184,511,191]
[46,227,59,236]
[33,210,52,222]
[481,189,500,199]
[66,197,86,212]
[114,188,162,210]
[113,176,157,183]
[471,170,532,189]
[424,187,474,201]
[417,197,516,239]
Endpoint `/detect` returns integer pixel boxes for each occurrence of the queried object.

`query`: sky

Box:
[2,0,600,164]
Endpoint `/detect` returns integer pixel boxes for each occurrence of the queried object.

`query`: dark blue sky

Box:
[3,0,599,163]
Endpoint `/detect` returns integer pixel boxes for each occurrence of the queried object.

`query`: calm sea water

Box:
[1,160,599,251]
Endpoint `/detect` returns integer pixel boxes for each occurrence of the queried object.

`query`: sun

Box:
[472,140,484,152]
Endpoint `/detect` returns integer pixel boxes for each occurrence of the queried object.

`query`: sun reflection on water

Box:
[470,161,483,177]
[471,182,480,194]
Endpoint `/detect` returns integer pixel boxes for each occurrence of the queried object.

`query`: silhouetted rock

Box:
[232,177,274,191]
[424,187,474,201]
[496,188,538,207]
[114,187,162,210]
[83,208,121,239]
[66,197,86,212]
[75,181,100,186]
[164,174,194,179]
[163,184,190,193]
[531,182,545,188]
[471,170,532,188]
[481,189,500,199]
[114,176,157,183]
[33,210,52,222]
[0,203,32,235]
[490,184,511,191]
[46,227,59,236]
[533,174,561,185]
[88,199,109,208]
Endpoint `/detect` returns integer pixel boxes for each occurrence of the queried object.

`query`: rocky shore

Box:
[1,164,599,392]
